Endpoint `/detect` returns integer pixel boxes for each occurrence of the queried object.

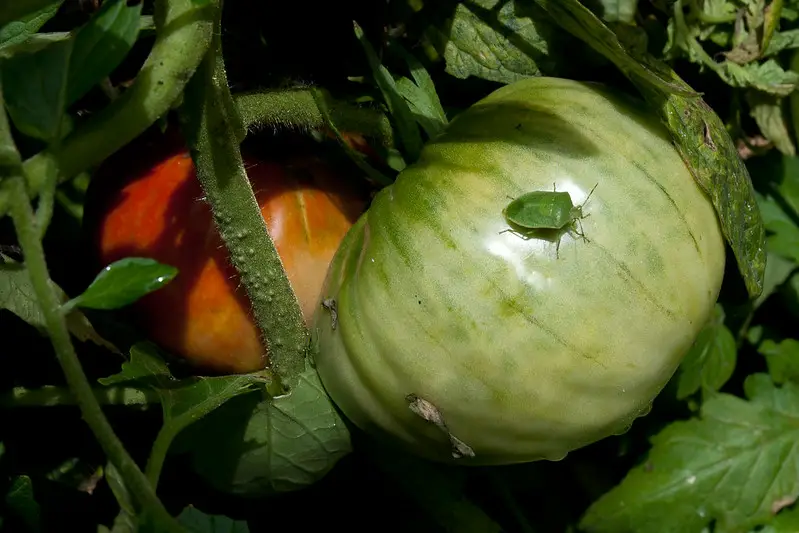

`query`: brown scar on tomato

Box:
[406,394,475,459]
[321,298,338,330]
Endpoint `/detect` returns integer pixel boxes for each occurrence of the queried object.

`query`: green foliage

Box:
[581,375,799,533]
[183,362,352,496]
[66,257,178,311]
[676,304,737,400]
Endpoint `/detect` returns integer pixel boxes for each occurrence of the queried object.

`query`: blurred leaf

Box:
[748,92,795,156]
[66,0,142,106]
[178,507,249,533]
[765,29,799,56]
[0,1,61,51]
[758,505,799,532]
[725,60,799,96]
[2,37,72,141]
[6,476,40,532]
[759,339,799,384]
[391,43,448,138]
[429,0,565,84]
[185,362,351,496]
[676,304,736,399]
[69,257,178,311]
[0,254,119,352]
[354,21,421,163]
[755,252,796,308]
[758,192,799,263]
[0,32,70,59]
[395,77,447,138]
[580,374,799,533]
[45,457,103,494]
[98,342,261,436]
[597,0,638,23]
[0,0,63,28]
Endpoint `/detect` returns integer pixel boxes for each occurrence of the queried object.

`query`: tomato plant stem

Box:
[0,0,215,216]
[4,176,184,532]
[179,9,308,390]
[234,89,394,146]
[144,425,179,488]
[0,385,160,408]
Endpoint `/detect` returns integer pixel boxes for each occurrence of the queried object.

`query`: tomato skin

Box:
[86,130,367,374]
[311,77,726,464]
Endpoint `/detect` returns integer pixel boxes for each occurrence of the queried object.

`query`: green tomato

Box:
[311,77,726,465]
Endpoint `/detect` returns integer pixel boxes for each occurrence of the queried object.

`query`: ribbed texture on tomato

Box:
[312,77,726,464]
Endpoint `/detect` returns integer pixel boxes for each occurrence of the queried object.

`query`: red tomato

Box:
[85,128,369,374]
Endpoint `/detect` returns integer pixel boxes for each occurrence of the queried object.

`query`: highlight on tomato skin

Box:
[83,125,370,375]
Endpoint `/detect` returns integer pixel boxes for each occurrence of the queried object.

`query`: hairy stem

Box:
[179,12,308,390]
[0,0,215,216]
[235,89,394,145]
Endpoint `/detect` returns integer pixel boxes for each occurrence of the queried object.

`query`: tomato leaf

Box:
[766,29,799,56]
[354,20,422,163]
[0,0,61,51]
[755,252,796,309]
[66,0,142,106]
[426,0,568,84]
[747,92,795,156]
[0,254,119,352]
[5,476,40,533]
[759,506,799,532]
[98,342,261,424]
[98,342,263,486]
[757,192,799,263]
[759,339,799,385]
[2,37,72,142]
[533,0,767,299]
[580,374,799,533]
[177,507,249,533]
[68,257,178,311]
[0,0,63,28]
[181,362,351,496]
[676,304,736,400]
[390,42,448,138]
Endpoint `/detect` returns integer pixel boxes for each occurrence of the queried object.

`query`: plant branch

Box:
[178,11,309,390]
[235,89,394,146]
[0,0,215,216]
[4,176,183,532]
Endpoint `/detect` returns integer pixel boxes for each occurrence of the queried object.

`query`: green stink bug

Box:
[501,183,598,257]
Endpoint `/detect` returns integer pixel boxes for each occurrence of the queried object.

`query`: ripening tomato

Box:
[311,77,726,465]
[85,128,369,374]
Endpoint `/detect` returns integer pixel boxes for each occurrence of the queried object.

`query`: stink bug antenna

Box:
[583,183,599,205]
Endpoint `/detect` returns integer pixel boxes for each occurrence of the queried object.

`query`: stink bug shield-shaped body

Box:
[502,184,598,257]
[505,190,578,230]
